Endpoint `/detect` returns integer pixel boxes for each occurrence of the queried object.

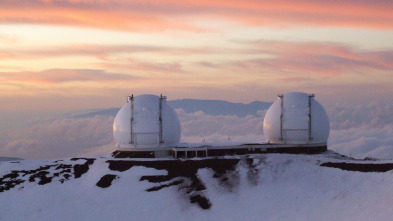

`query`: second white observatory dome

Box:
[113,94,181,149]
[263,92,330,145]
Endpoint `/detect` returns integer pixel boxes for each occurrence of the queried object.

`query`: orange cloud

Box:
[0,0,392,31]
[0,43,232,61]
[2,40,391,79]
[223,40,393,76]
[0,1,198,32]
[0,44,170,61]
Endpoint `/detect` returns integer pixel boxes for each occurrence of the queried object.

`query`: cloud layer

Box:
[176,109,265,143]
[327,103,393,129]
[230,41,393,76]
[3,42,392,76]
[329,125,393,159]
[1,0,392,31]
[1,101,393,159]
[0,115,114,159]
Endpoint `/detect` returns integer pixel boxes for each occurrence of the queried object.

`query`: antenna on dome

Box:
[127,94,134,103]
[129,94,134,144]
[308,94,314,141]
[278,94,284,141]
[159,94,164,143]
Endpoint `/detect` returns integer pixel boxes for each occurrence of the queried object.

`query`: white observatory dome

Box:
[113,94,181,149]
[263,92,330,145]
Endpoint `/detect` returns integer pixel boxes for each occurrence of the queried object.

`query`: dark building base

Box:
[206,145,327,157]
[112,151,155,158]
[112,144,327,159]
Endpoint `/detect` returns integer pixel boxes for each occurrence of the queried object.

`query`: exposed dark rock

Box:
[190,194,211,210]
[146,180,184,192]
[320,162,393,172]
[106,158,240,210]
[244,157,259,186]
[29,171,53,185]
[96,174,119,188]
[71,158,95,178]
[0,171,25,192]
[63,174,71,180]
[0,158,95,193]
[107,159,240,183]
[140,175,173,183]
[190,176,206,192]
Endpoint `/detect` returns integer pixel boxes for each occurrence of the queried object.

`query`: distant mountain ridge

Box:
[0,157,23,161]
[169,99,271,117]
[74,99,272,118]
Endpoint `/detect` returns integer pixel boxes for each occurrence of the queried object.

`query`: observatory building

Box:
[263,92,330,145]
[113,92,329,158]
[113,94,181,152]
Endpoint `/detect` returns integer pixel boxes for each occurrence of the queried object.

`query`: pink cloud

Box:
[225,41,393,76]
[0,0,392,31]
[3,41,392,79]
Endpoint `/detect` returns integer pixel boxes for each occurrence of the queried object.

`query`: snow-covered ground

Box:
[1,152,393,221]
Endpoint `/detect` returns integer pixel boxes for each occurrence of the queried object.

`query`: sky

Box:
[1,0,393,159]
[0,0,393,112]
